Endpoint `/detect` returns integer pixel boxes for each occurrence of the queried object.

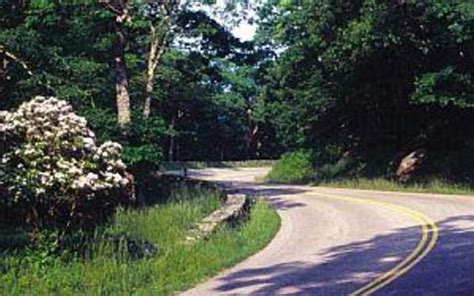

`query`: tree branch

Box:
[98,0,123,16]
[0,45,33,76]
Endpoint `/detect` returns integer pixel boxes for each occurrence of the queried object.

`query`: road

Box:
[181,167,474,296]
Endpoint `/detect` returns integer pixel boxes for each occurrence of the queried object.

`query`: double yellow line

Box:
[316,193,439,296]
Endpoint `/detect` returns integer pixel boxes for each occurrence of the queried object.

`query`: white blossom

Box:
[0,96,131,202]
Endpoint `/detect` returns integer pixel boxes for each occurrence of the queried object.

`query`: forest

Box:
[2,0,473,182]
[0,0,473,294]
[0,0,474,180]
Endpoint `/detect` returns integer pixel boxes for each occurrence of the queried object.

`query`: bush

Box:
[0,96,133,236]
[265,150,313,183]
[82,108,165,172]
[314,157,365,181]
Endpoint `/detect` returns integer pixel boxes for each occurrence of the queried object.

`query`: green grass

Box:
[0,190,280,296]
[319,178,474,195]
[266,152,474,195]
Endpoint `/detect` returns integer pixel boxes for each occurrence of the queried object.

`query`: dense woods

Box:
[1,0,473,180]
[1,0,266,168]
[0,1,473,294]
[258,0,474,182]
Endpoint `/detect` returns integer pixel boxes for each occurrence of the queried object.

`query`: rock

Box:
[396,149,427,182]
[186,194,253,243]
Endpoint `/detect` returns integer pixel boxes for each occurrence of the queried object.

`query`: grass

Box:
[266,152,474,196]
[318,178,474,195]
[0,190,280,296]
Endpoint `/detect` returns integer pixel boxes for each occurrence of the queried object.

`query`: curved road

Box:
[181,167,474,296]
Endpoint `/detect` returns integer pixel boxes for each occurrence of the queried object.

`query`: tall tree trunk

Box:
[114,31,131,126]
[143,0,179,118]
[143,23,169,119]
[99,0,131,126]
[114,21,131,126]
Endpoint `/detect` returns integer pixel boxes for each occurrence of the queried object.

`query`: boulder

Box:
[186,194,253,243]
[396,149,427,182]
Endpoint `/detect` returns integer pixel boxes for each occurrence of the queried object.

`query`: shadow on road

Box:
[214,215,474,295]
[189,170,310,211]
[234,185,309,211]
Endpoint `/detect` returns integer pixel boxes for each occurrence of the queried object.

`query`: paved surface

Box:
[181,167,474,296]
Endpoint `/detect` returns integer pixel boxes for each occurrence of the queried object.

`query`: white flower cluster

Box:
[0,96,130,202]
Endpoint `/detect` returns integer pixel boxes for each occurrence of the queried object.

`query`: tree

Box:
[143,1,179,119]
[257,0,474,178]
[99,0,132,126]
[0,0,272,165]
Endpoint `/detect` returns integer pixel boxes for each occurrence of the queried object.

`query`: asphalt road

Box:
[181,167,474,296]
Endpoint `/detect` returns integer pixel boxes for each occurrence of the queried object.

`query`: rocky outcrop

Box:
[186,194,254,243]
[396,149,427,182]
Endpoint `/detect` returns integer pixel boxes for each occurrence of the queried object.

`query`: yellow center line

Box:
[356,210,437,295]
[314,193,439,295]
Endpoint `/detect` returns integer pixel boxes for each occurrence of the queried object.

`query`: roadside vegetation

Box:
[266,151,474,195]
[0,190,280,295]
[1,0,473,293]
[265,151,313,184]
[0,97,280,295]
[261,1,474,190]
[319,178,474,196]
[2,2,473,188]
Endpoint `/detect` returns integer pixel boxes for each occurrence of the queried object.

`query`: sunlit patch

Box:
[278,286,302,294]
[347,272,380,283]
[378,256,401,263]
[444,220,474,232]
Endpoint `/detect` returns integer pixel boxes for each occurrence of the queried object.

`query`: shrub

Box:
[82,108,165,171]
[265,150,313,183]
[314,157,365,181]
[0,96,133,236]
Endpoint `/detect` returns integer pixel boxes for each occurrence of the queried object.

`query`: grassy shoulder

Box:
[0,191,280,296]
[318,178,474,195]
[266,151,474,196]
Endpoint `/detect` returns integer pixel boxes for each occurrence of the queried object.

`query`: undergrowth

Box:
[0,190,280,295]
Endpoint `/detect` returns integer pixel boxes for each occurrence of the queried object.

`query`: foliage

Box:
[120,115,166,170]
[2,0,473,183]
[0,96,132,235]
[0,1,270,163]
[315,157,364,181]
[154,51,267,161]
[0,191,280,295]
[256,0,474,181]
[265,150,313,184]
[412,67,474,108]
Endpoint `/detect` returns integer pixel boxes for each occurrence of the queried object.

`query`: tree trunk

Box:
[143,23,169,119]
[99,0,131,126]
[244,107,259,159]
[168,115,176,161]
[143,79,153,118]
[114,21,131,126]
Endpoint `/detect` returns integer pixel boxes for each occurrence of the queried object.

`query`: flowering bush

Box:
[0,96,133,234]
